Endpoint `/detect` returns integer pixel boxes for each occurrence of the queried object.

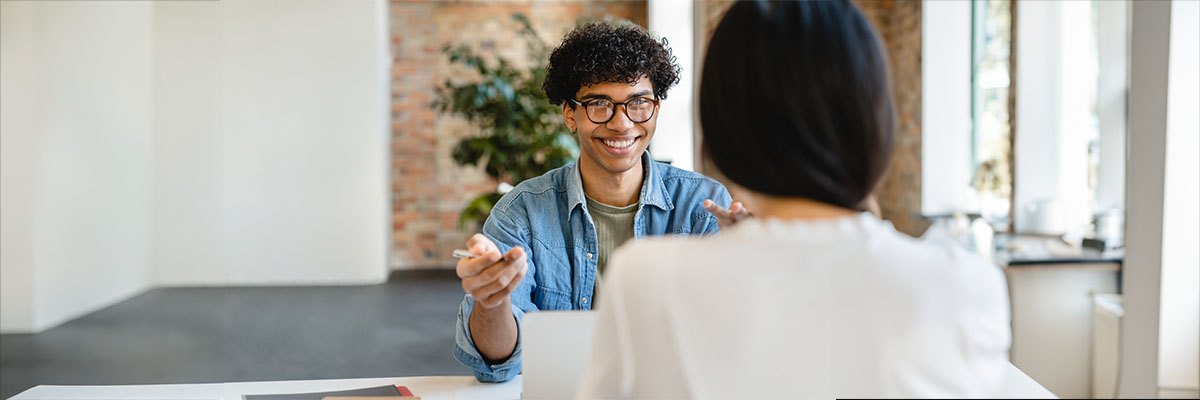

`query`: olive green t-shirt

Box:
[585,195,638,303]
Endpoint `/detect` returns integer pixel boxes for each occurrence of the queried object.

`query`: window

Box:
[970,0,1012,229]
[1011,0,1128,239]
[923,0,1127,239]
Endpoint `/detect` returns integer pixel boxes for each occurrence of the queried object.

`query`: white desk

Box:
[10,363,1053,400]
[998,363,1059,398]
[9,376,521,400]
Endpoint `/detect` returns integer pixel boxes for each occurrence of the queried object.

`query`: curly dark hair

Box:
[542,21,681,106]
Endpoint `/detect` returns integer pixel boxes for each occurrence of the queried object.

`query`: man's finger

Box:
[477,248,525,285]
[468,248,527,302]
[467,257,521,293]
[466,233,498,256]
[456,257,473,279]
[729,202,753,221]
[702,199,722,212]
[469,258,525,299]
[481,263,527,308]
[463,248,525,292]
[456,250,503,279]
[503,246,525,262]
[466,233,484,252]
[703,199,731,219]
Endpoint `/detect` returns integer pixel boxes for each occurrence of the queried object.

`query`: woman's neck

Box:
[743,194,858,221]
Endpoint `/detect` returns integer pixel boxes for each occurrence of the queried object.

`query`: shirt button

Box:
[582,297,589,304]
[586,253,594,259]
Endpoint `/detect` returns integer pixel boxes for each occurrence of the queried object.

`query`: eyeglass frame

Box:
[566,96,661,124]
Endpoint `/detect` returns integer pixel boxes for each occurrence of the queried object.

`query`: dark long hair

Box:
[699,0,895,211]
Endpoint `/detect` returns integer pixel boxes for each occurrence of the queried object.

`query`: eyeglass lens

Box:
[584,98,655,123]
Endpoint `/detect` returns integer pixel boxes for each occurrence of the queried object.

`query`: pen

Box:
[453,249,506,262]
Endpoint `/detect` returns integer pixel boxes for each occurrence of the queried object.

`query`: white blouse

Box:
[577,213,1012,399]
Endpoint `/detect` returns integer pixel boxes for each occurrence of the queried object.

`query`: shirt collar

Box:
[568,151,673,220]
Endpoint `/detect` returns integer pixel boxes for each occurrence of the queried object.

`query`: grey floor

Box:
[0,270,471,399]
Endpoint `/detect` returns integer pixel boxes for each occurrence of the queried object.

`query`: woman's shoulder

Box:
[609,234,706,273]
[603,233,729,296]
[862,221,1009,318]
[606,215,1006,299]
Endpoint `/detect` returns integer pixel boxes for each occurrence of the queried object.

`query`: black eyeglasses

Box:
[568,97,660,124]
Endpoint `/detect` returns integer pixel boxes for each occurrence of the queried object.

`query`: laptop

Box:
[520,311,597,400]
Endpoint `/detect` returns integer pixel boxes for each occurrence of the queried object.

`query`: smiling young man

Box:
[451,21,733,382]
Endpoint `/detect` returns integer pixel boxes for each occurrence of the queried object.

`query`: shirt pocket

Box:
[689,210,718,234]
[666,210,706,236]
[532,285,573,310]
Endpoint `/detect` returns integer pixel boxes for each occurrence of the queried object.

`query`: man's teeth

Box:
[602,138,635,149]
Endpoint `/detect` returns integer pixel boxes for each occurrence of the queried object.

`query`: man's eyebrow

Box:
[625,90,653,100]
[579,90,654,101]
[579,93,611,101]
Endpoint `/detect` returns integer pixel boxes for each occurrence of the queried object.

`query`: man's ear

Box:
[562,103,577,133]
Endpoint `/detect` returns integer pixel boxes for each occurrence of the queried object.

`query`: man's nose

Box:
[606,104,635,130]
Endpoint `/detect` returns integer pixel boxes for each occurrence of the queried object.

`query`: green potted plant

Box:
[433,13,580,228]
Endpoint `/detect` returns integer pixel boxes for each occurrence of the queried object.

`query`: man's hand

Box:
[703,199,754,229]
[459,233,526,364]
[457,234,528,309]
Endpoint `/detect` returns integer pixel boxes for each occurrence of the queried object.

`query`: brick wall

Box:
[390,1,647,269]
[698,0,928,237]
[856,0,928,237]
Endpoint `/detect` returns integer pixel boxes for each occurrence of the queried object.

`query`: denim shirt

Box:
[452,151,731,382]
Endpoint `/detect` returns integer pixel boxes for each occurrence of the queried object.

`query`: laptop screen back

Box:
[520,311,596,400]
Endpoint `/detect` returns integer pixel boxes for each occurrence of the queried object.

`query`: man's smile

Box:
[595,135,642,154]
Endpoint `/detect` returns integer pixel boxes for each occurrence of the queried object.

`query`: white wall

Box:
[1121,0,1172,396]
[153,0,390,286]
[1158,0,1200,395]
[1,1,156,333]
[648,0,695,171]
[920,0,973,215]
[216,0,389,285]
[152,2,225,284]
[1,0,391,332]
[1,0,43,333]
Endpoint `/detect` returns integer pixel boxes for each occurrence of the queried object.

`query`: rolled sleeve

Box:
[450,185,537,383]
[453,293,526,382]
